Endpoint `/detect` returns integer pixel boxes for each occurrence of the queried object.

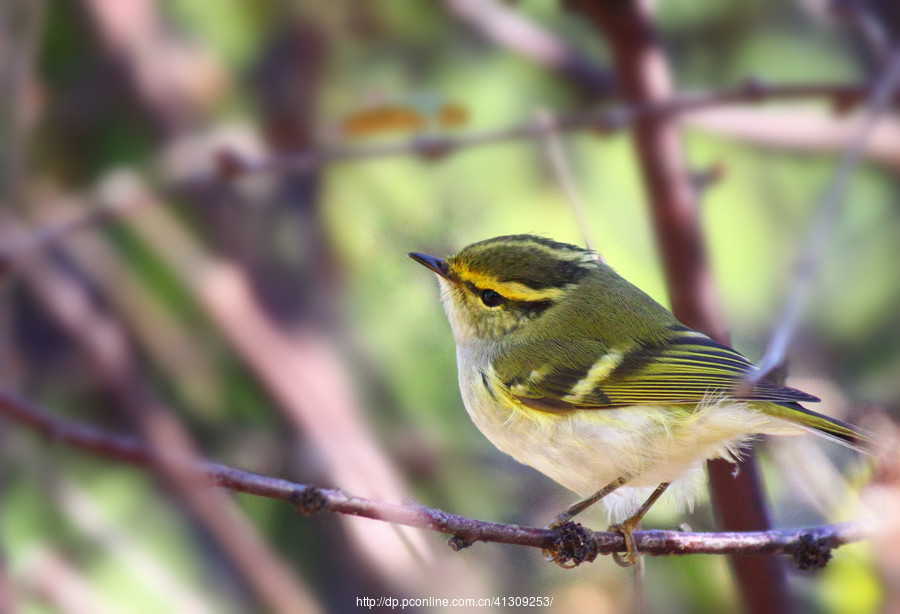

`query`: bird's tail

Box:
[770,402,870,452]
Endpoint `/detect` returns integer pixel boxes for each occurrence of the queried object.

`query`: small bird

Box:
[410,234,866,566]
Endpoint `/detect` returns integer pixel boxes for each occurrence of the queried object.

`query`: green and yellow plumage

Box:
[410,235,866,526]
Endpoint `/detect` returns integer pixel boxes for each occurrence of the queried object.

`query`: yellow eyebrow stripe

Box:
[454,266,567,301]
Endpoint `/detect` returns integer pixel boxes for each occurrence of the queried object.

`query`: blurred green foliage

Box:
[1,1,897,613]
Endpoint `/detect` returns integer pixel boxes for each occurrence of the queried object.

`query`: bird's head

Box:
[410,235,598,345]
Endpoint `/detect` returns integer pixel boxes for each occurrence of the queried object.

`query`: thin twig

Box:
[751,48,900,382]
[566,0,790,609]
[0,383,871,562]
[222,80,897,180]
[0,80,891,266]
[6,228,322,614]
[534,108,599,254]
[444,0,614,94]
[683,106,900,170]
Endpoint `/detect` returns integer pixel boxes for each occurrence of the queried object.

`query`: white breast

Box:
[454,344,802,522]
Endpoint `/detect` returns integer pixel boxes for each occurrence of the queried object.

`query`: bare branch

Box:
[122,185,459,588]
[444,0,614,94]
[219,80,900,181]
[751,49,900,382]
[566,0,790,608]
[4,224,322,614]
[0,383,870,564]
[684,106,900,170]
[0,79,893,267]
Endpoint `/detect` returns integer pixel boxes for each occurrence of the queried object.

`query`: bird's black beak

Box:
[408,252,452,280]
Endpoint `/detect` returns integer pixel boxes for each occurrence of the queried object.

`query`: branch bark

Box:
[0,79,892,270]
[1,225,321,614]
[0,382,870,565]
[444,0,614,95]
[566,1,790,611]
[684,106,900,171]
[215,80,900,181]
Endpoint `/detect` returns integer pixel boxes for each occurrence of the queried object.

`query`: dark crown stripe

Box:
[494,258,588,290]
[472,234,587,253]
[456,235,594,291]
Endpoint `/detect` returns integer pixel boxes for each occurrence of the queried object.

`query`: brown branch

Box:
[3,225,322,614]
[218,80,897,180]
[684,106,900,170]
[0,79,892,267]
[443,0,614,95]
[0,383,870,565]
[566,1,790,611]
[117,192,450,587]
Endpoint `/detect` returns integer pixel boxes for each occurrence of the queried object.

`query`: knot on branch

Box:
[792,533,834,571]
[543,522,598,569]
[447,534,475,551]
[293,486,327,515]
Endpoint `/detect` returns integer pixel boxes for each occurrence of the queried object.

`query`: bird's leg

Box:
[548,475,630,529]
[609,482,670,568]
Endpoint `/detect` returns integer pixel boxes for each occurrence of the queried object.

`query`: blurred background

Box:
[1,1,899,612]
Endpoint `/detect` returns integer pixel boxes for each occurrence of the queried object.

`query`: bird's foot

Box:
[608,518,640,567]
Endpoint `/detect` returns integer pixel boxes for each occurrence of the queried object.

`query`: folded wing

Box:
[496,327,819,411]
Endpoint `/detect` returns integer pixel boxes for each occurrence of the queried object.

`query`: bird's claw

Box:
[608,520,640,567]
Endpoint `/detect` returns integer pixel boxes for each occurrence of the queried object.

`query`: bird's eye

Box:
[479,289,504,307]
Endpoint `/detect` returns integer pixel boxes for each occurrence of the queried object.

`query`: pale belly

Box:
[456,349,801,521]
